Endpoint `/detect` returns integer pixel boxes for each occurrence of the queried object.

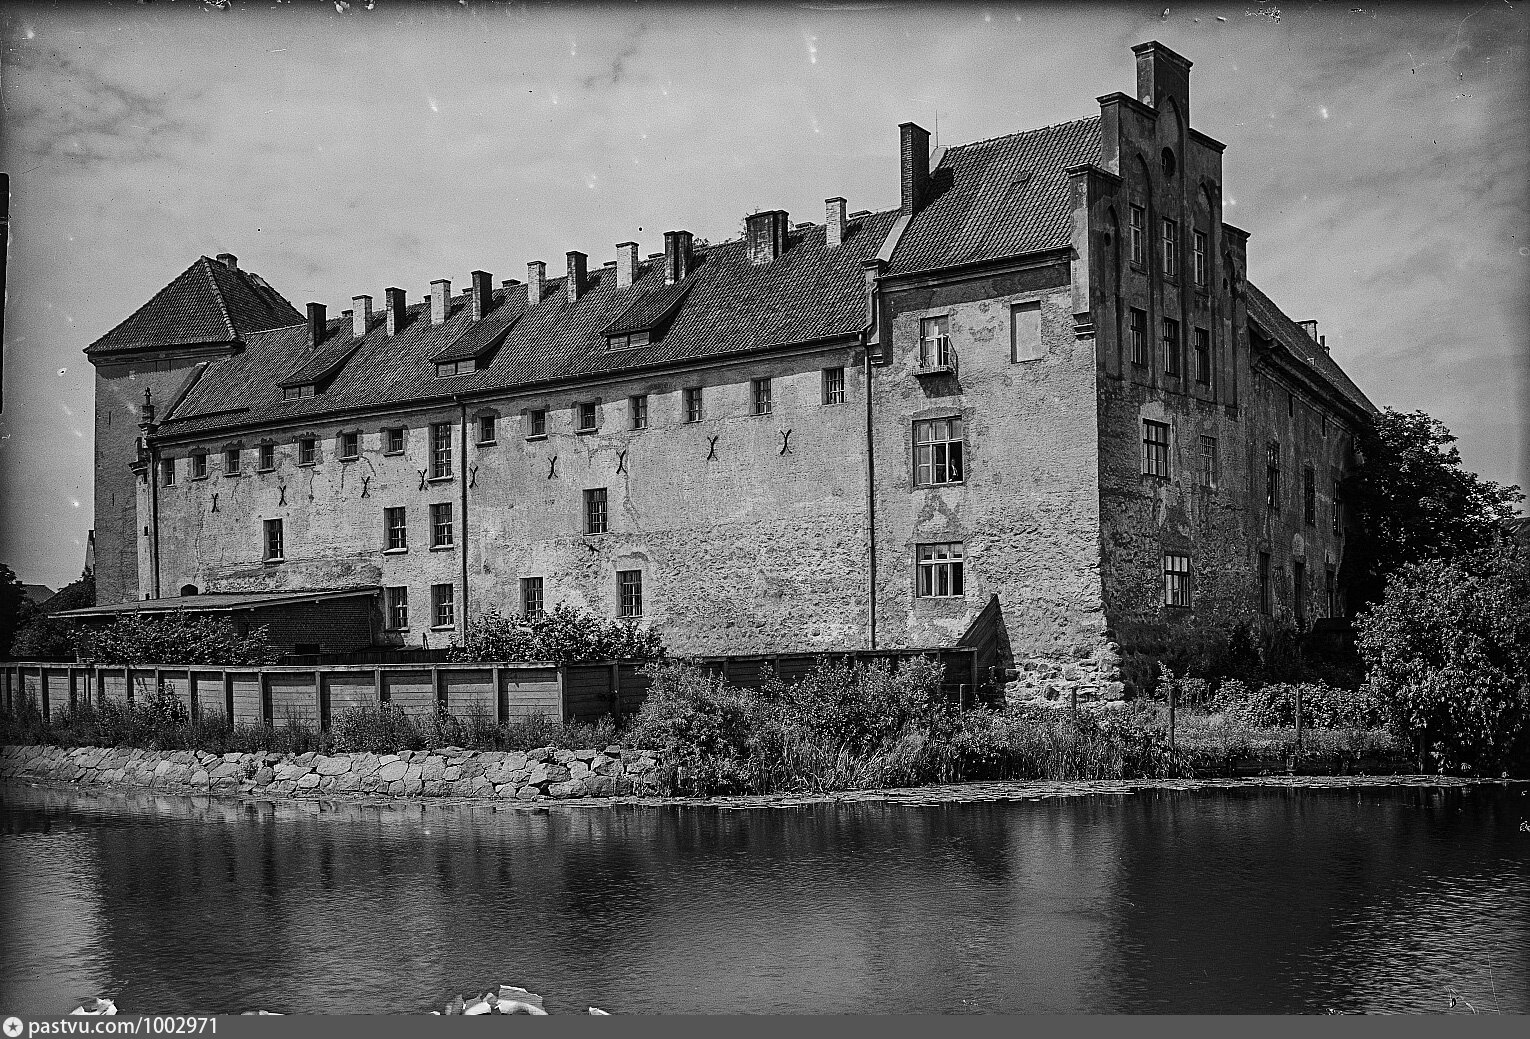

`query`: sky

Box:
[0,0,1525,589]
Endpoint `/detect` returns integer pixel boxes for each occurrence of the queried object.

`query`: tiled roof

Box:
[602,279,692,337]
[429,283,528,364]
[87,256,304,356]
[1244,283,1375,415]
[889,117,1101,275]
[160,211,899,436]
[54,586,380,619]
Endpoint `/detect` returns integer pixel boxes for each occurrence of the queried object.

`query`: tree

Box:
[1345,408,1522,608]
[1354,542,1530,775]
[74,612,276,666]
[450,604,666,663]
[10,568,95,661]
[0,564,37,660]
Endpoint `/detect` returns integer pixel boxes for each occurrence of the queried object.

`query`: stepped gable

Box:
[87,255,303,356]
[889,116,1103,275]
[1244,283,1376,414]
[159,210,898,437]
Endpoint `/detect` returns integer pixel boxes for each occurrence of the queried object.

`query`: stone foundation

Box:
[1003,642,1126,709]
[0,743,665,801]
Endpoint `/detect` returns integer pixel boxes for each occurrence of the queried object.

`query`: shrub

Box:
[625,661,762,795]
[450,604,666,664]
[75,613,276,666]
[1355,542,1530,774]
[1210,680,1387,730]
[331,702,420,753]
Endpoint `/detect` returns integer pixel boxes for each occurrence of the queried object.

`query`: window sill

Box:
[383,548,408,555]
[583,531,608,538]
[914,594,966,601]
[297,462,317,468]
[222,472,243,479]
[427,475,454,484]
[263,558,284,565]
[339,456,359,463]
[913,481,966,490]
[381,450,405,458]
[256,467,275,474]
[629,425,648,433]
[525,434,548,442]
[821,401,847,407]
[477,440,497,448]
[190,475,209,482]
[430,625,455,632]
[429,544,456,552]
[386,627,410,633]
[575,428,600,436]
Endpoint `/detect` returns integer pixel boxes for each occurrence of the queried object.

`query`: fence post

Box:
[611,661,622,722]
[556,664,567,721]
[1294,683,1304,760]
[1168,681,1177,757]
[431,666,443,715]
[40,665,50,721]
[260,671,272,728]
[493,666,503,726]
[316,669,326,731]
[68,667,78,715]
[374,668,385,706]
[223,670,234,724]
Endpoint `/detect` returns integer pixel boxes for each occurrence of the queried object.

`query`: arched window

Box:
[180,584,199,596]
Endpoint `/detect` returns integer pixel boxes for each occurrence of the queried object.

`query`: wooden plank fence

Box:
[0,647,983,728]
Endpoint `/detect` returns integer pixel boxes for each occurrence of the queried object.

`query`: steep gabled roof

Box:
[1244,283,1376,415]
[890,116,1102,275]
[87,256,303,356]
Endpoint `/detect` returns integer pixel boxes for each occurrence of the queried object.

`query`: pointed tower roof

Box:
[86,255,303,357]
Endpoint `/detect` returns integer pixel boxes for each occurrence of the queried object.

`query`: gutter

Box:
[457,397,470,646]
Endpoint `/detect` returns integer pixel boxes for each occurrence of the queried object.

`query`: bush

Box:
[1355,542,1530,774]
[625,661,763,795]
[75,613,276,666]
[450,605,666,663]
[1210,680,1387,730]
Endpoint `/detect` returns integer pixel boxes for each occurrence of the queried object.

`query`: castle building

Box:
[72,42,1374,672]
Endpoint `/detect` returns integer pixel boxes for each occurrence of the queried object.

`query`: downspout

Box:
[860,260,885,651]
[149,445,162,600]
[457,398,470,645]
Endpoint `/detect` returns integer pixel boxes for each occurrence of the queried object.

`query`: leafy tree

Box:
[1354,542,1530,775]
[10,568,95,661]
[450,604,667,663]
[74,612,276,666]
[1345,408,1521,608]
[0,564,33,659]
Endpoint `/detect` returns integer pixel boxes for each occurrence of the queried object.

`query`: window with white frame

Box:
[1162,218,1179,279]
[1130,308,1148,367]
[913,417,964,486]
[385,506,407,551]
[430,502,453,548]
[1193,230,1208,287]
[191,452,208,479]
[822,367,846,405]
[431,583,455,628]
[258,443,275,471]
[576,401,599,432]
[161,458,176,486]
[584,488,608,535]
[1142,420,1170,478]
[751,378,772,416]
[1199,435,1218,490]
[384,427,405,455]
[223,447,241,476]
[618,569,643,619]
[527,409,547,438]
[916,543,965,598]
[430,423,452,478]
[918,315,952,369]
[263,518,284,561]
[340,431,360,460]
[1129,205,1146,266]
[477,414,497,445]
[521,577,544,619]
[297,437,317,466]
[683,387,703,423]
[630,394,649,430]
[1163,552,1191,608]
[386,587,409,630]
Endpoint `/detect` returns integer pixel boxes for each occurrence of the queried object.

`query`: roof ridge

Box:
[198,256,240,342]
[943,113,1101,157]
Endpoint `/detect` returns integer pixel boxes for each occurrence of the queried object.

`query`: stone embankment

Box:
[0,743,665,800]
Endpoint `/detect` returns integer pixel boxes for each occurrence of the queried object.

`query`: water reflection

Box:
[1,784,1525,1014]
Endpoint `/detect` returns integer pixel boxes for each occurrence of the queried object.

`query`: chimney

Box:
[215,253,238,269]
[1298,319,1320,343]
[471,270,493,321]
[431,279,451,324]
[527,261,546,304]
[616,242,639,289]
[745,210,790,264]
[663,230,693,285]
[306,302,326,348]
[352,295,372,337]
[566,251,588,303]
[825,198,847,248]
[1133,40,1193,121]
[501,278,521,290]
[900,122,931,216]
[385,287,406,335]
[1319,335,1328,353]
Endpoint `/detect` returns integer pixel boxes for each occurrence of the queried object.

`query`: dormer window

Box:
[435,359,477,378]
[283,384,316,401]
[607,330,651,351]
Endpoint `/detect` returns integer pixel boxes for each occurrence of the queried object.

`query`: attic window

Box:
[436,359,478,378]
[608,330,651,351]
[283,384,316,401]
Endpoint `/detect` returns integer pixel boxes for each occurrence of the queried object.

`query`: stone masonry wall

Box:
[1,743,665,801]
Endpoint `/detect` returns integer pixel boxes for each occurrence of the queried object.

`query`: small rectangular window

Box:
[430,423,452,478]
[431,583,455,629]
[1010,301,1043,363]
[1259,551,1272,615]
[752,378,773,416]
[340,431,360,460]
[1194,328,1211,385]
[1162,318,1181,376]
[1326,567,1338,619]
[630,394,649,430]
[915,542,965,598]
[1266,441,1281,511]
[1294,559,1307,626]
[1129,205,1146,266]
[1193,230,1208,287]
[191,453,208,479]
[521,577,544,619]
[384,428,405,455]
[1304,467,1317,526]
[618,570,643,619]
[1199,435,1218,490]
[385,506,407,551]
[223,448,241,475]
[298,437,317,466]
[1130,308,1148,367]
[918,315,952,369]
[264,518,284,561]
[477,415,497,445]
[822,367,846,405]
[576,401,598,432]
[1162,218,1179,279]
[683,387,703,424]
[913,417,964,486]
[527,409,547,438]
[430,502,454,548]
[386,586,409,630]
[258,444,275,471]
[1163,552,1192,608]
[584,488,608,535]
[161,458,176,486]
[1142,420,1170,478]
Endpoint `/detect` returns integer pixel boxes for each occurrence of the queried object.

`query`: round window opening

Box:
[1161,147,1177,176]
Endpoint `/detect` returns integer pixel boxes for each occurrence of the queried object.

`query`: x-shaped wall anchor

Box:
[360,475,371,498]
[210,493,219,513]
[779,429,793,456]
[547,456,558,479]
[417,469,428,490]
[616,450,627,474]
[469,465,478,488]
[707,435,719,460]
[278,484,287,506]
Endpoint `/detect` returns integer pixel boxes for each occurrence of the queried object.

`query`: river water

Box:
[1,782,1526,1015]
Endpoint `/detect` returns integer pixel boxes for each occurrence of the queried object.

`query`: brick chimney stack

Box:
[430,279,451,325]
[566,251,588,303]
[352,295,372,337]
[745,210,789,265]
[527,261,546,304]
[616,242,639,289]
[825,198,847,248]
[385,287,406,335]
[900,122,931,216]
[306,302,326,348]
[470,270,493,321]
[663,230,693,285]
[216,253,238,269]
